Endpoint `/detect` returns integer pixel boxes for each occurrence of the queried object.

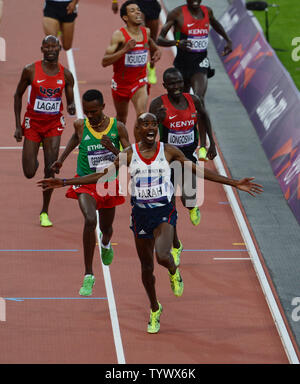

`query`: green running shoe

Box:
[189,206,201,226]
[147,62,157,85]
[168,268,184,297]
[40,212,53,227]
[198,146,208,161]
[171,241,183,267]
[101,243,114,266]
[147,302,163,334]
[79,275,95,296]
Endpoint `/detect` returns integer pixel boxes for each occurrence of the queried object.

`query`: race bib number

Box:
[188,36,208,52]
[87,150,116,172]
[34,97,61,114]
[125,50,148,67]
[168,130,195,147]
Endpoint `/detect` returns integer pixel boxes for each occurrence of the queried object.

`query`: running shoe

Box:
[79,274,95,296]
[147,302,163,334]
[189,206,201,226]
[198,146,208,161]
[101,243,114,266]
[147,62,157,85]
[171,241,183,267]
[168,268,184,297]
[40,212,53,227]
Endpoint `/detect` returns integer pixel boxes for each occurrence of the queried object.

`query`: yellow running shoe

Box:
[168,268,184,297]
[171,241,183,267]
[147,62,157,85]
[147,302,163,334]
[189,206,201,226]
[198,147,208,161]
[40,212,53,227]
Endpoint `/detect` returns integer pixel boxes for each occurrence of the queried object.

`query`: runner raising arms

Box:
[14,35,75,227]
[38,113,263,334]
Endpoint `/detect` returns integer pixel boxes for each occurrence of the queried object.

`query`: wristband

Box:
[63,179,67,187]
[175,40,180,47]
[112,0,118,3]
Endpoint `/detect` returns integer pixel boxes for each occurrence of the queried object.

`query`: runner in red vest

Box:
[14,35,75,227]
[157,0,232,160]
[102,0,161,140]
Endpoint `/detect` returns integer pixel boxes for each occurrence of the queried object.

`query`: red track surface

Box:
[0,0,293,364]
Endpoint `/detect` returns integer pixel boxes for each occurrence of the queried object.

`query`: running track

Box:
[0,0,298,364]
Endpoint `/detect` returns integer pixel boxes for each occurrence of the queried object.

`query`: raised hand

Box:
[235,177,263,196]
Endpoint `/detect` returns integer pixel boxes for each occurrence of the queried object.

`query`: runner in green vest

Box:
[51,89,130,296]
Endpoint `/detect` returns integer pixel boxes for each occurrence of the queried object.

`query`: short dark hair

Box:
[120,0,138,20]
[82,89,104,105]
[163,67,182,83]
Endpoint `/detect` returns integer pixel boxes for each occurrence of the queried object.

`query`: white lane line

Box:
[213,258,251,260]
[66,48,126,364]
[159,0,299,364]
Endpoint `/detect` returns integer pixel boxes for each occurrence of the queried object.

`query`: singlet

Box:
[159,93,198,155]
[26,60,65,120]
[174,5,210,64]
[113,27,148,85]
[129,142,174,208]
[77,118,120,178]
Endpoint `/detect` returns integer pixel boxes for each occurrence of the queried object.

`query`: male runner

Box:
[38,113,263,333]
[111,0,162,84]
[157,0,232,160]
[149,67,216,263]
[103,0,161,139]
[51,89,130,296]
[14,35,75,227]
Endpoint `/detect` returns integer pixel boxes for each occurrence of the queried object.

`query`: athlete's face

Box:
[124,4,143,25]
[138,114,158,145]
[186,0,202,10]
[83,99,104,126]
[41,37,61,62]
[163,72,184,99]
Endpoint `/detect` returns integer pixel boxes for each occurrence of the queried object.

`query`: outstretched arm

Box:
[166,144,263,196]
[208,7,232,56]
[38,147,133,190]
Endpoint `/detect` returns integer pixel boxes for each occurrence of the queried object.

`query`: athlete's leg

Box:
[113,97,129,125]
[135,236,159,312]
[60,21,75,51]
[153,222,176,274]
[78,193,98,275]
[41,135,61,214]
[131,85,148,141]
[42,17,60,37]
[22,138,40,179]
[98,207,115,246]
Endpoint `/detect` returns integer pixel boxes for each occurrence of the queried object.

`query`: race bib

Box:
[34,97,61,114]
[87,150,116,172]
[125,50,148,67]
[168,130,195,147]
[188,36,208,52]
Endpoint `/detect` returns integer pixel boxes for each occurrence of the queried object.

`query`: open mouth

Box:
[146,131,156,140]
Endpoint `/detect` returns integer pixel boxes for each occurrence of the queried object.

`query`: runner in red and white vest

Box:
[102,0,161,140]
[14,35,75,227]
[157,0,232,160]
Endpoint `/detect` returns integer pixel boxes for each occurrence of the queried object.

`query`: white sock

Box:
[101,240,111,249]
